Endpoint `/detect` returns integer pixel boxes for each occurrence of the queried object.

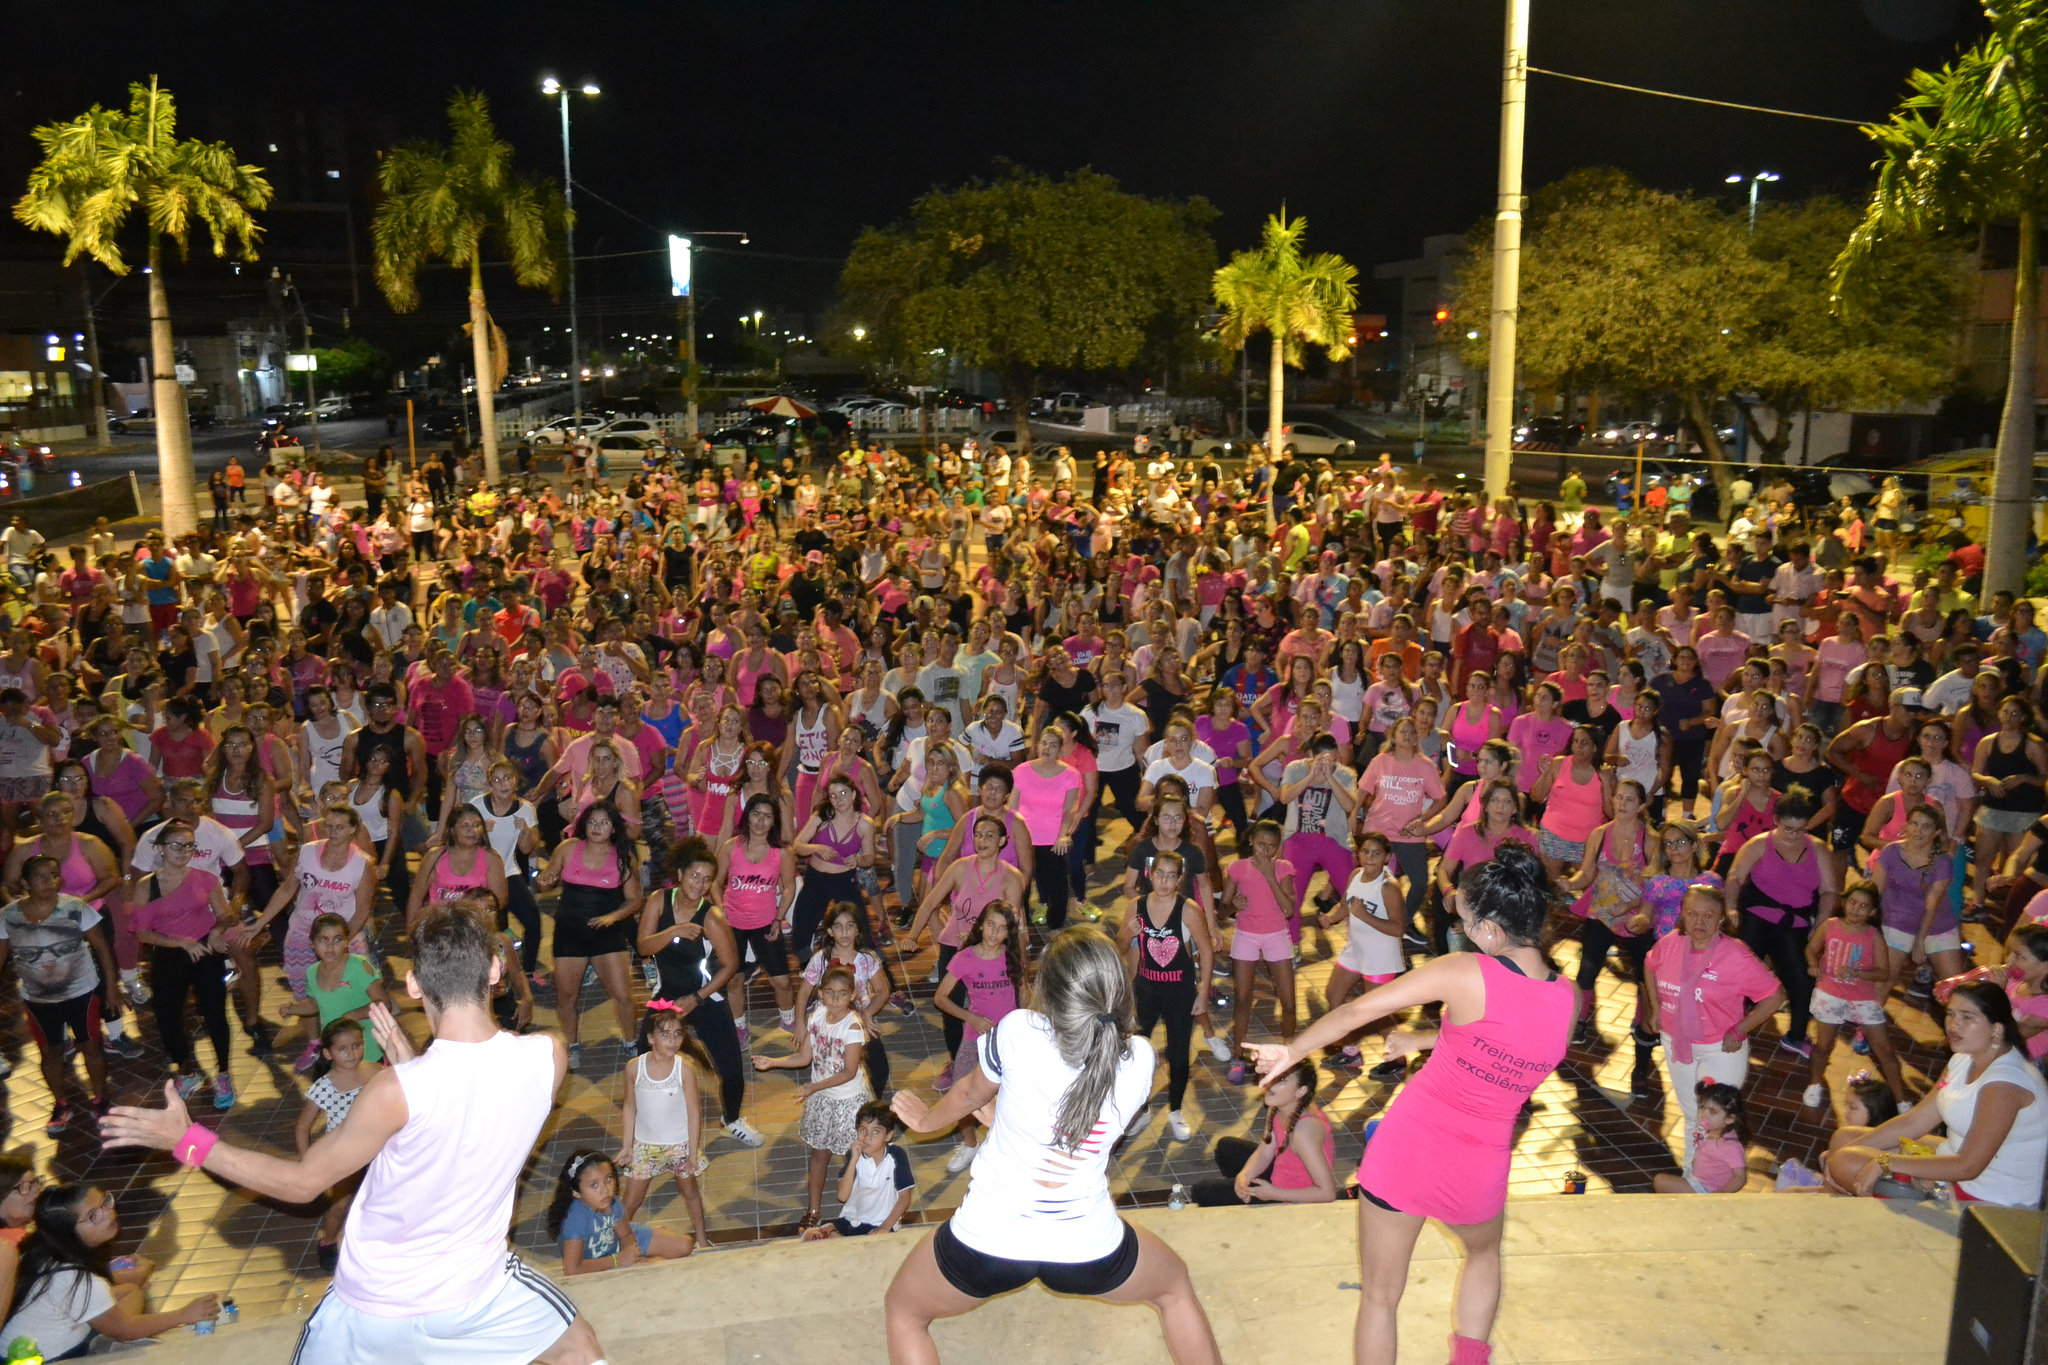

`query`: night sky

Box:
[1,0,1988,334]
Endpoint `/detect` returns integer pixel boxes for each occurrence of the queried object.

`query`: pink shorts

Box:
[1361,972,1400,985]
[1231,929,1294,963]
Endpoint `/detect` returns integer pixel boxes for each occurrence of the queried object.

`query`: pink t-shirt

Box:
[1226,857,1296,936]
[1507,713,1573,794]
[1694,632,1753,691]
[1689,1134,1746,1192]
[1645,932,1781,1047]
[1012,761,1082,846]
[1359,753,1445,840]
[1812,638,1866,704]
[1444,822,1532,869]
[2015,993,2048,1060]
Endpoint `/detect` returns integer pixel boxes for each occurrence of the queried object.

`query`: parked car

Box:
[525,414,608,446]
[312,396,353,421]
[1275,421,1357,458]
[598,417,660,439]
[595,431,663,453]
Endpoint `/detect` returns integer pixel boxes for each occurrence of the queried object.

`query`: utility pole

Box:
[543,77,600,433]
[1484,0,1529,500]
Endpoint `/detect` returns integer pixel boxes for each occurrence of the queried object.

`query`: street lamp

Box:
[543,74,600,429]
[1725,172,1780,233]
[667,229,748,439]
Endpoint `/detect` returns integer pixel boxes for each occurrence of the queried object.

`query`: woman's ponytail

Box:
[1032,926,1135,1152]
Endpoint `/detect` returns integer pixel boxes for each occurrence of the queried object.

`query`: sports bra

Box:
[814,816,863,863]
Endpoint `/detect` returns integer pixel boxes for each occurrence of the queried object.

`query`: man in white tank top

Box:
[102,904,612,1365]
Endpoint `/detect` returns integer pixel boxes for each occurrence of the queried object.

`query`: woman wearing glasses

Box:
[1,1184,217,1356]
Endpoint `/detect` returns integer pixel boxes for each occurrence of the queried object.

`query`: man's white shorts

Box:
[291,1255,578,1364]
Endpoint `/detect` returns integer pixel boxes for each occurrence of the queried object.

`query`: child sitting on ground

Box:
[548,1150,695,1276]
[802,1101,915,1242]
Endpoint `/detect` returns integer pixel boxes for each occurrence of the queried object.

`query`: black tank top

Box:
[501,726,549,794]
[1984,733,2046,813]
[1134,894,1195,985]
[651,891,724,1003]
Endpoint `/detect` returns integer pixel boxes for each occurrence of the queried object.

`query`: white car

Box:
[527,414,608,446]
[313,396,352,421]
[599,417,660,439]
[1275,421,1356,458]
[595,430,663,452]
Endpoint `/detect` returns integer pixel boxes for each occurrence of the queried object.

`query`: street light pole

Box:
[544,76,599,435]
[1726,171,1781,234]
[1483,0,1529,500]
[668,230,747,444]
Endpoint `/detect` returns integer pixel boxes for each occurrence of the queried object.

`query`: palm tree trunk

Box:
[1266,331,1286,460]
[1985,208,2039,602]
[469,260,501,483]
[76,265,112,452]
[148,236,198,538]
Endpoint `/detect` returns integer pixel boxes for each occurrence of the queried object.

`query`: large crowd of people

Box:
[0,427,2034,1361]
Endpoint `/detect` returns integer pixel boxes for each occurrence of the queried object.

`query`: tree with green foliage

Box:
[15,77,271,536]
[310,337,389,395]
[1833,0,2048,599]
[1455,169,1964,491]
[372,90,566,482]
[1743,198,1965,460]
[837,167,1216,450]
[1211,209,1357,462]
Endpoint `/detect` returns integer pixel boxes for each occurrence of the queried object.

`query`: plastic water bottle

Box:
[1167,1182,1187,1210]
[641,958,661,994]
[220,1298,237,1326]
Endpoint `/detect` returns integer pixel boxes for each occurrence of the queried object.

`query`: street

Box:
[58,416,389,486]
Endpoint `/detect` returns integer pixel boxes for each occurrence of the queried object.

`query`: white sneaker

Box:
[1207,1036,1233,1063]
[724,1118,765,1148]
[778,1009,796,1030]
[1801,1083,1826,1110]
[926,964,943,985]
[946,1142,978,1173]
[1167,1110,1193,1141]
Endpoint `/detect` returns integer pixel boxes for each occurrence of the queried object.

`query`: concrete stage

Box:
[148,1194,1961,1363]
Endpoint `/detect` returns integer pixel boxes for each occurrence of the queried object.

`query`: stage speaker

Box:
[1947,1205,2040,1365]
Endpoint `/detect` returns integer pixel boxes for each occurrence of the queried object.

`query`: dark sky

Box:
[2,0,1986,335]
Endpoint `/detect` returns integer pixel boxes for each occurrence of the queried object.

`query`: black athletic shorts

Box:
[729,923,790,976]
[932,1219,1140,1299]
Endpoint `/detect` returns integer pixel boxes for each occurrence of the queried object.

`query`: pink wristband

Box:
[173,1124,218,1169]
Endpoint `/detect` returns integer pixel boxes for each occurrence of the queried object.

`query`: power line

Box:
[1525,65,1872,127]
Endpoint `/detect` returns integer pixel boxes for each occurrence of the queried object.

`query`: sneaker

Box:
[925,964,943,985]
[1227,1059,1249,1085]
[734,1018,750,1049]
[125,978,151,1007]
[891,991,916,1017]
[43,1101,71,1137]
[618,1039,641,1061]
[946,1142,978,1173]
[247,1022,276,1059]
[90,1094,111,1122]
[1369,1059,1408,1083]
[1167,1110,1193,1141]
[1207,1036,1233,1063]
[1850,1030,1871,1056]
[1572,1020,1599,1049]
[566,1042,583,1072]
[1801,1083,1826,1109]
[1330,1045,1363,1070]
[104,1032,145,1061]
[724,1118,765,1149]
[778,1009,796,1031]
[175,1074,205,1102]
[933,1059,956,1094]
[1400,929,1429,950]
[581,963,598,990]
[0,1054,10,1078]
[1778,1037,1813,1061]
[213,1076,236,1110]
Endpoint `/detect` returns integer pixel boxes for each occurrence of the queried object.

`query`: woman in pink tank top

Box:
[406,806,507,932]
[1446,670,1504,784]
[1247,841,1574,1365]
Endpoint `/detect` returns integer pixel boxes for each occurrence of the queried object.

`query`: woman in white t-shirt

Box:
[885,926,1219,1359]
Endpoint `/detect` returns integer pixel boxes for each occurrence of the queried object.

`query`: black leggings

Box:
[789,868,863,960]
[503,877,542,974]
[1029,845,1071,930]
[688,997,748,1126]
[1669,736,1710,805]
[936,944,966,1061]
[1134,974,1197,1109]
[1098,766,1144,831]
[411,530,435,561]
[1739,910,1814,1042]
[1574,918,1651,1014]
[1214,782,1251,842]
[151,948,231,1074]
[1192,1135,1271,1207]
[374,838,412,925]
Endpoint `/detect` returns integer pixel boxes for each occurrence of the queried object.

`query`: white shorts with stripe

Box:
[291,1253,578,1364]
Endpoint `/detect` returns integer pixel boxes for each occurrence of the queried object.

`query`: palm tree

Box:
[15,77,270,536]
[1832,0,2048,598]
[1211,208,1357,463]
[372,91,566,483]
